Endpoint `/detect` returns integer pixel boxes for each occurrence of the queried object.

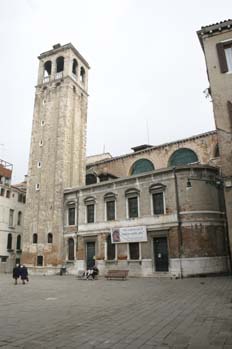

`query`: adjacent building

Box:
[0,160,26,272]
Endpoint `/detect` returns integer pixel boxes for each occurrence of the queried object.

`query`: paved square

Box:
[0,274,232,348]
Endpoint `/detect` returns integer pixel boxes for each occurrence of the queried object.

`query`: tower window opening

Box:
[80,67,85,83]
[33,233,38,244]
[56,56,64,73]
[44,60,52,77]
[72,59,78,75]
[48,233,53,243]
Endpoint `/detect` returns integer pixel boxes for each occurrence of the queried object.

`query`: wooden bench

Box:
[105,270,129,280]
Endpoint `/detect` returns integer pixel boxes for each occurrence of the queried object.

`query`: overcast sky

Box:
[0,0,231,183]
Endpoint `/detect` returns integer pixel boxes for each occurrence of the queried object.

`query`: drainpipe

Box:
[75,191,79,263]
[173,168,183,279]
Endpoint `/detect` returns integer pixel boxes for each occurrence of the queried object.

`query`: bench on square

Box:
[105,270,129,280]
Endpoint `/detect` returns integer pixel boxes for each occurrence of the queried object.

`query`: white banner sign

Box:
[111,226,147,243]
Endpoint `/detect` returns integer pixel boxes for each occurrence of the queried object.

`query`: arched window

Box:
[168,148,198,166]
[130,159,154,175]
[68,238,74,260]
[84,197,96,223]
[80,66,85,83]
[16,235,21,250]
[44,60,52,77]
[86,174,97,185]
[72,59,78,75]
[17,211,22,225]
[33,233,38,244]
[7,233,12,250]
[56,56,64,73]
[125,188,140,218]
[48,233,53,244]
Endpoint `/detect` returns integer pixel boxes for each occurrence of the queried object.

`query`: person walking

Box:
[20,265,29,285]
[12,264,20,285]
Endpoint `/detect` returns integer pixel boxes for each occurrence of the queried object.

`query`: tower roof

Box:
[38,43,90,69]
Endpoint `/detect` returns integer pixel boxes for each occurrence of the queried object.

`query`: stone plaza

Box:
[0,274,232,348]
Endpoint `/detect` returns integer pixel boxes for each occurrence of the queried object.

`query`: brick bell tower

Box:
[22,43,89,272]
[197,20,232,267]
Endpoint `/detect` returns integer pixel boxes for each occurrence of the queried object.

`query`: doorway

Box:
[68,238,74,260]
[86,242,95,269]
[153,237,169,272]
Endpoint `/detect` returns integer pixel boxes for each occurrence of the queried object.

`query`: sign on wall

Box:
[111,226,147,243]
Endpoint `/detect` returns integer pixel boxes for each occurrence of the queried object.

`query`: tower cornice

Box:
[38,43,90,69]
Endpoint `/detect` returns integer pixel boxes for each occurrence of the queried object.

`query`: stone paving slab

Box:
[0,275,231,348]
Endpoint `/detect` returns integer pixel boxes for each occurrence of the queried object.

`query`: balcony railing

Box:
[72,73,77,81]
[43,76,50,84]
[55,72,63,80]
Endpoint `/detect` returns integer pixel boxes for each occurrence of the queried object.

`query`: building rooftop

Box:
[0,159,13,179]
[197,19,232,46]
[87,130,217,168]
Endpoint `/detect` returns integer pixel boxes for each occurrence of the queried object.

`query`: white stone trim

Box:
[180,210,225,215]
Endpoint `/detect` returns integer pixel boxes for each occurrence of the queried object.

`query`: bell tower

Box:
[22,43,89,271]
[197,20,232,265]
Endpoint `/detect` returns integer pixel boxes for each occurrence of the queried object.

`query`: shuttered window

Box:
[106,200,115,221]
[129,243,139,259]
[216,41,232,73]
[68,207,75,225]
[153,192,164,215]
[227,101,232,128]
[128,197,138,218]
[87,204,94,223]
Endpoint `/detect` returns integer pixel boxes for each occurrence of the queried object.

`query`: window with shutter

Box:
[227,101,232,128]
[68,207,75,225]
[216,41,232,73]
[106,200,115,221]
[128,197,138,218]
[87,204,95,223]
[153,192,164,215]
[129,242,139,259]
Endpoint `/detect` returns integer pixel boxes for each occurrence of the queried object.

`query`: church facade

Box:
[22,20,232,277]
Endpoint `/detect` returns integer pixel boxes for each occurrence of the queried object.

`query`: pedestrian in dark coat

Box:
[12,264,20,285]
[20,265,29,284]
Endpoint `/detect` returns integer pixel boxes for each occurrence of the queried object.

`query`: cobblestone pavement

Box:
[0,274,232,349]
